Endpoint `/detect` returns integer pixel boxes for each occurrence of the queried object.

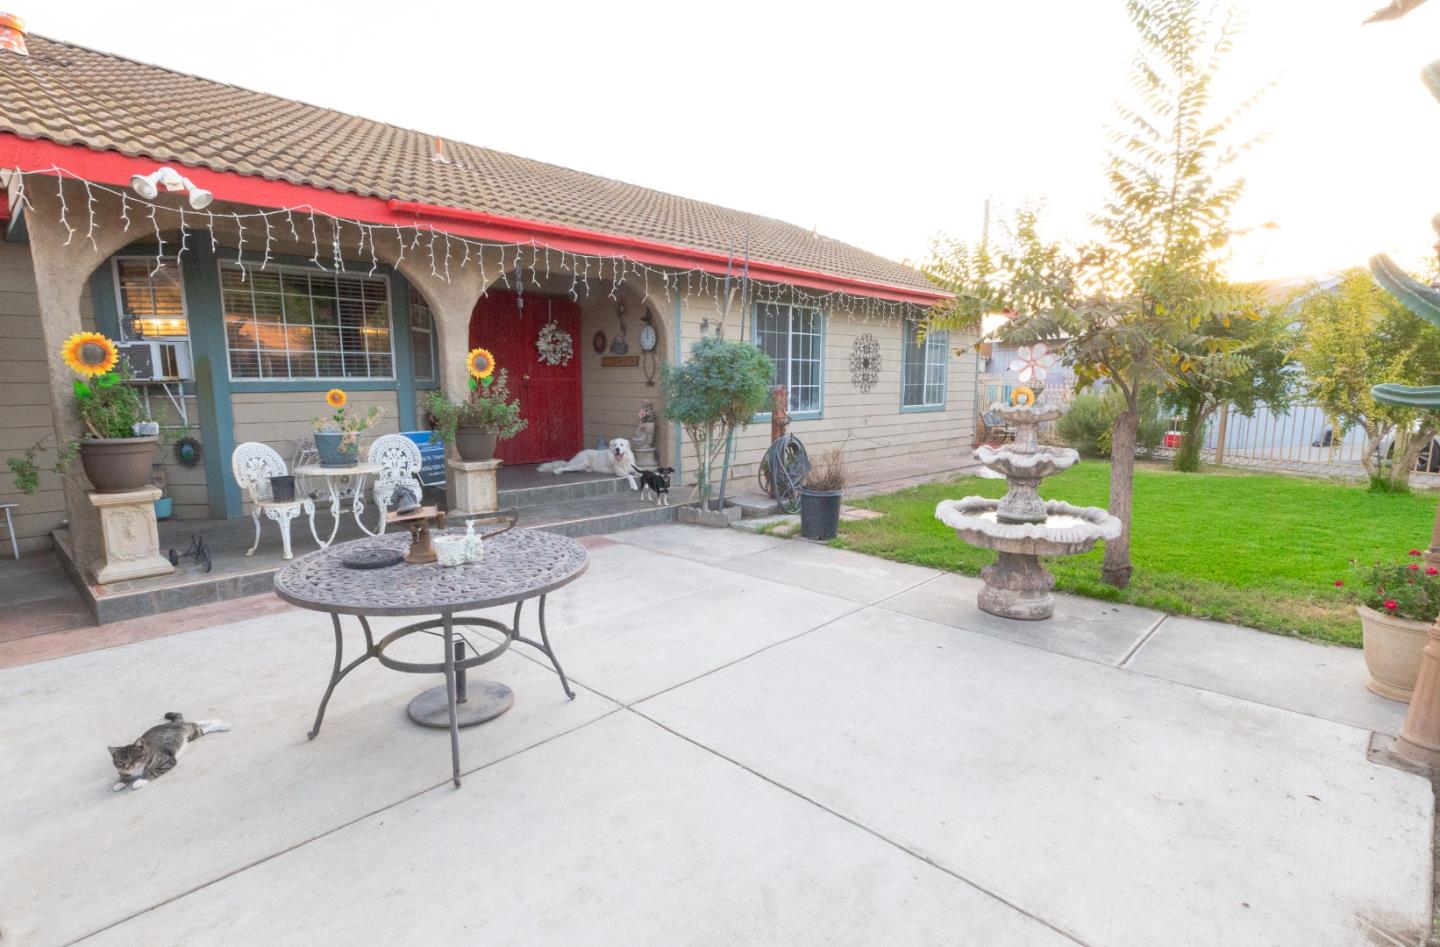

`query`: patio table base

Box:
[407,680,514,728]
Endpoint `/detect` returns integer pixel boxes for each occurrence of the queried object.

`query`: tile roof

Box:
[0,34,935,294]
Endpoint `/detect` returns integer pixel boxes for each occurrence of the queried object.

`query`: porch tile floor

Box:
[0,525,1431,946]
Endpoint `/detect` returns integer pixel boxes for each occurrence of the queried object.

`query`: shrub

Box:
[804,445,849,491]
[426,369,527,445]
[1056,388,1166,458]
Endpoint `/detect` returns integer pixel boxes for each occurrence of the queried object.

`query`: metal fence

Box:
[1197,402,1372,468]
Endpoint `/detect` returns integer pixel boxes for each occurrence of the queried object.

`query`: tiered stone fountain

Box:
[935,403,1121,620]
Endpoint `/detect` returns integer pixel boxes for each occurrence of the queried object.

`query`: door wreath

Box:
[536,321,574,366]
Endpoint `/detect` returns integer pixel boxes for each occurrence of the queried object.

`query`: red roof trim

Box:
[0,134,948,306]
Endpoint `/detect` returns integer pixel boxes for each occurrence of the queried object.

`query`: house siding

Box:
[0,240,98,552]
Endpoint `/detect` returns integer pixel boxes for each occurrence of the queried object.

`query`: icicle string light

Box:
[17,167,933,327]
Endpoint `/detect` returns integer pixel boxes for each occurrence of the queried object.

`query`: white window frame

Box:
[409,287,436,383]
[112,255,191,342]
[219,262,396,382]
[752,302,825,419]
[900,319,949,411]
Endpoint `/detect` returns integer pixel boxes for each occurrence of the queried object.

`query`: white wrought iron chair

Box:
[367,434,424,532]
[231,442,318,559]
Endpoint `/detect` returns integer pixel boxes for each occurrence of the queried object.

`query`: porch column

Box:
[23,181,145,573]
[375,236,505,400]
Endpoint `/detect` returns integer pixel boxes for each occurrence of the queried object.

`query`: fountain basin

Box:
[936,497,1122,620]
[935,497,1121,556]
[973,444,1079,482]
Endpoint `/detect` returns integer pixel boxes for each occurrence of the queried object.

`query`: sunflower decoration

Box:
[326,388,348,410]
[467,347,496,390]
[61,332,118,378]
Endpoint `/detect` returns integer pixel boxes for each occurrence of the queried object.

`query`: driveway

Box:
[0,524,1430,946]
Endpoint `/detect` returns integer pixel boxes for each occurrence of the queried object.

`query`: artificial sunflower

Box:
[326,388,348,409]
[61,332,118,378]
[467,347,496,381]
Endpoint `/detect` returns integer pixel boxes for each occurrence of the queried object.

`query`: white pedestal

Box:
[447,458,502,516]
[88,486,174,583]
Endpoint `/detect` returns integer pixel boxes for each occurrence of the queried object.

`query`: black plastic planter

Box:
[269,475,296,503]
[799,488,842,540]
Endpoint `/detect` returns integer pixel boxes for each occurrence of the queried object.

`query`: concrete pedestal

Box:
[634,446,659,470]
[88,487,174,584]
[447,458,502,516]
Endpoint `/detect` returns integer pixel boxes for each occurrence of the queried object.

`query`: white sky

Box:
[26,0,1440,283]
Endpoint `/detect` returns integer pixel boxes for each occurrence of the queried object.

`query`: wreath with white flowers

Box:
[536,321,574,366]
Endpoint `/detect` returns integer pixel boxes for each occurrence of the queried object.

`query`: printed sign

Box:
[402,430,447,488]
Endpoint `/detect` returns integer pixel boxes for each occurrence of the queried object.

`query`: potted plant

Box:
[1344,550,1440,701]
[8,333,161,495]
[425,348,527,462]
[661,337,774,526]
[312,388,382,467]
[799,444,848,541]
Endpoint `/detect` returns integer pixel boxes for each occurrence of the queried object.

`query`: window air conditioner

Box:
[118,340,191,382]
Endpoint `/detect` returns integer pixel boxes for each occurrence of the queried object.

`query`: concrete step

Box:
[498,474,628,510]
[521,493,677,538]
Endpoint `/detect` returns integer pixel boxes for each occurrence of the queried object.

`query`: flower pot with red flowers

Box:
[1345,550,1440,702]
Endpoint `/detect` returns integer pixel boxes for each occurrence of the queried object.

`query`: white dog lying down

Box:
[539,438,638,489]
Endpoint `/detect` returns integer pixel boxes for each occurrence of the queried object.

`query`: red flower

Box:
[1385,600,1399,611]
[1428,567,1438,576]
[1334,580,1344,587]
[1410,549,1423,557]
[1410,563,1421,571]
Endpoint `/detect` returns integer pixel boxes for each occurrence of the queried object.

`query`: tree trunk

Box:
[1389,424,1434,492]
[1103,407,1138,588]
[1172,397,1206,472]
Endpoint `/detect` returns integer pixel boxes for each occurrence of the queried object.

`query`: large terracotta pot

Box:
[79,436,157,493]
[1358,604,1431,702]
[455,426,497,462]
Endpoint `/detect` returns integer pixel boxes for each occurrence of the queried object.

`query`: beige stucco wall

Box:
[0,240,99,553]
[578,283,669,459]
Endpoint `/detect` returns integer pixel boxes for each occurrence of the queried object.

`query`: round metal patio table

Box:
[274,527,587,787]
[294,462,384,547]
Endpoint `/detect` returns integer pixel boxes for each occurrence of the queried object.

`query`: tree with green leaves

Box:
[926,0,1264,588]
[661,337,774,509]
[1165,305,1298,472]
[1295,269,1440,491]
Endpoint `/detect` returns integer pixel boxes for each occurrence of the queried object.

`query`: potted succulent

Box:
[8,333,160,495]
[799,444,848,541]
[425,348,527,462]
[1343,550,1440,702]
[312,388,382,467]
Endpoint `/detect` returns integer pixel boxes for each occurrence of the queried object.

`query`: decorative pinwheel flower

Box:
[1008,343,1057,384]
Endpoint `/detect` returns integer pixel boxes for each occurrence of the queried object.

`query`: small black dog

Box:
[634,466,674,505]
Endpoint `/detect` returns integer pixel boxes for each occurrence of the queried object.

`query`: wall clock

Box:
[592,330,608,354]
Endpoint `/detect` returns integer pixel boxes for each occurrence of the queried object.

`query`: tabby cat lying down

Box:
[109,712,230,791]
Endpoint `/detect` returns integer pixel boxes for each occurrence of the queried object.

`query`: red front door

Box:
[469,291,583,465]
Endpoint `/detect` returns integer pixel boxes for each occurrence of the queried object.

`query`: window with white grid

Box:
[409,287,436,383]
[221,265,393,380]
[901,319,948,408]
[113,257,189,341]
[753,303,824,415]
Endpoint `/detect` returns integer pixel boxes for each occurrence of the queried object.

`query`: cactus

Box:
[1369,56,1440,408]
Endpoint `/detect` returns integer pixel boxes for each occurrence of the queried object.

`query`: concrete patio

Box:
[0,524,1432,946]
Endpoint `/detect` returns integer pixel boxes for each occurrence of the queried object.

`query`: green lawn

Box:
[836,462,1440,647]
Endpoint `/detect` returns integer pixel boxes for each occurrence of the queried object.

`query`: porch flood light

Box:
[130,166,213,210]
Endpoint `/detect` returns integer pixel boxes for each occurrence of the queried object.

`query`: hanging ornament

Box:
[849,333,881,392]
[537,321,574,366]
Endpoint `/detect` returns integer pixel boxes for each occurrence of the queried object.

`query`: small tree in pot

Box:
[661,338,773,518]
[799,444,848,540]
[425,355,527,462]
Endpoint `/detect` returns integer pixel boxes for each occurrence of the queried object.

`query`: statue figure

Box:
[634,400,656,450]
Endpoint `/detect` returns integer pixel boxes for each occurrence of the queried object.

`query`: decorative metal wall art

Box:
[850,333,881,393]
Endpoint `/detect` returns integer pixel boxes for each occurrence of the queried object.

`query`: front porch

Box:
[3,465,671,633]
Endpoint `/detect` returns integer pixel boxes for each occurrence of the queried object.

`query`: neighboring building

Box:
[0,23,973,555]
